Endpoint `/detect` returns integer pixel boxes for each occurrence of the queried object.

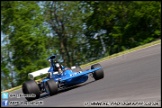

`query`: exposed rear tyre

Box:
[22,80,41,101]
[91,63,104,80]
[45,79,58,96]
[72,66,83,72]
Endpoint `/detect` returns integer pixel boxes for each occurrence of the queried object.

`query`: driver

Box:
[54,61,64,74]
[47,55,65,78]
[48,59,65,74]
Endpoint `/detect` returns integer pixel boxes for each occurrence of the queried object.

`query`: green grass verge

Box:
[1,39,161,93]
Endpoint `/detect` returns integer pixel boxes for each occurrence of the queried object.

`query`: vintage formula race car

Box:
[22,55,104,101]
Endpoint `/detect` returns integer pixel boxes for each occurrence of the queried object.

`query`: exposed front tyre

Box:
[91,63,104,80]
[22,80,41,101]
[45,79,58,96]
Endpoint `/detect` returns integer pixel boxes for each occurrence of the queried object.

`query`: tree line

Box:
[1,1,161,91]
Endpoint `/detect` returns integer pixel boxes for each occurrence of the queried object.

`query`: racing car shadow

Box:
[38,80,95,100]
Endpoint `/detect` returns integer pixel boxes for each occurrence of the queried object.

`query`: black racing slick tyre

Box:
[72,66,83,72]
[22,80,41,101]
[45,79,58,96]
[91,63,104,80]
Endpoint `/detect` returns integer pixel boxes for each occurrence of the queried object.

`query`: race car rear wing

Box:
[28,67,50,80]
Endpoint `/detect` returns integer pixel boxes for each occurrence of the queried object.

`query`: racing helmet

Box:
[55,62,62,74]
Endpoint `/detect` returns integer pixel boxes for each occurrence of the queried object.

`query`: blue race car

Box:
[22,55,104,101]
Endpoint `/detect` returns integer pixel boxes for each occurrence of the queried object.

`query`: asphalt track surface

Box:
[4,44,161,107]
